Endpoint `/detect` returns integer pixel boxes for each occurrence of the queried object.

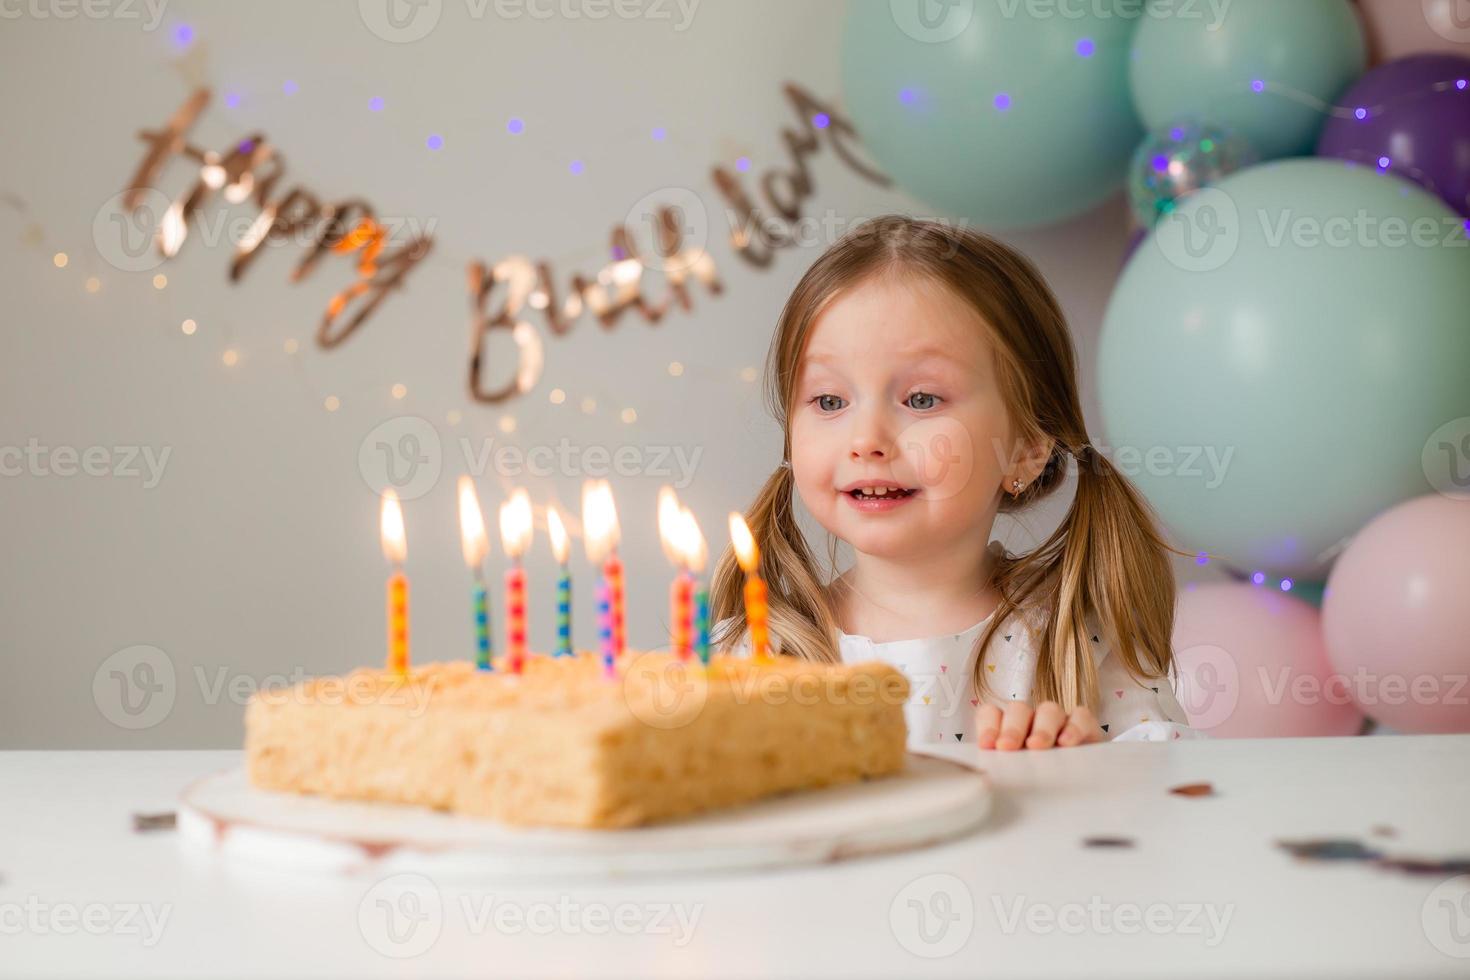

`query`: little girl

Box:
[710,215,1197,757]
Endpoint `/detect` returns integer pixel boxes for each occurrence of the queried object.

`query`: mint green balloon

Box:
[841,1,1141,229]
[1130,0,1365,161]
[1099,159,1470,579]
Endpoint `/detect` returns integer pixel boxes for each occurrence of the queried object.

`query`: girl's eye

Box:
[905,391,941,411]
[813,394,846,413]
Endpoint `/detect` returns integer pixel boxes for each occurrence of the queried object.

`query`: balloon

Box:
[1323,495,1470,733]
[1357,0,1470,64]
[1127,118,1259,227]
[1099,158,1470,579]
[840,1,1141,229]
[1316,53,1470,218]
[1121,225,1147,268]
[1173,583,1364,737]
[1130,0,1366,160]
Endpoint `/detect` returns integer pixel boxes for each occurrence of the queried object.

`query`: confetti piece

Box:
[1373,856,1470,877]
[1370,824,1397,838]
[1277,838,1382,862]
[1083,836,1135,849]
[1168,782,1215,798]
[132,811,177,832]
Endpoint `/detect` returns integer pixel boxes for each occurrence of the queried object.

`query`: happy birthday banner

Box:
[121,84,890,405]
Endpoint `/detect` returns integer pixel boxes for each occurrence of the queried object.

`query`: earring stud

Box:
[1011,479,1023,493]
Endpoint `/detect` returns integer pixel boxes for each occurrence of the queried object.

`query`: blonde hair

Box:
[709,215,1185,712]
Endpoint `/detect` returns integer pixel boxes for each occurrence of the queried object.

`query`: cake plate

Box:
[179,754,992,879]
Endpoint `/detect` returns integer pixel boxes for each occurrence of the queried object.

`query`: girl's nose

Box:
[849,409,894,460]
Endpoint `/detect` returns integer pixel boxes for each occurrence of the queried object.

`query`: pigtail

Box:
[709,461,843,663]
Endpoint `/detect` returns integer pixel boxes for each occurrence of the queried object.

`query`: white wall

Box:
[0,0,1206,747]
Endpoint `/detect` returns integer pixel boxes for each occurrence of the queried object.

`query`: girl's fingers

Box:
[1025,701,1068,749]
[996,701,1034,751]
[1057,705,1104,746]
[974,704,1003,749]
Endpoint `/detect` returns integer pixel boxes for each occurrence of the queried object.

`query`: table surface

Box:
[3,737,1469,979]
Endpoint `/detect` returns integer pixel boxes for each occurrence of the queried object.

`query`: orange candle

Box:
[728,512,771,662]
[498,488,533,674]
[659,487,693,660]
[380,489,409,674]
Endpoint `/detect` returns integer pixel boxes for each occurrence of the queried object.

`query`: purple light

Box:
[812,113,830,129]
[1251,572,1265,585]
[283,80,299,96]
[1458,79,1467,90]
[369,97,384,112]
[1463,219,1470,236]
[507,117,524,134]
[569,159,585,174]
[1152,154,1170,173]
[237,139,255,154]
[611,245,626,260]
[225,92,241,109]
[652,126,667,141]
[1251,79,1265,93]
[736,156,751,172]
[1280,578,1294,592]
[426,134,443,150]
[1170,126,1185,141]
[1195,552,1209,565]
[1377,155,1391,168]
[993,92,1011,112]
[1354,106,1367,120]
[173,24,194,47]
[1075,37,1095,58]
[899,87,917,105]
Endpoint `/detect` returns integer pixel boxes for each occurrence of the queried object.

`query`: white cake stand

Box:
[179,754,992,880]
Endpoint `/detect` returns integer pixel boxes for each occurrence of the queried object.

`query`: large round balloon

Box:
[1173,583,1363,737]
[840,1,1140,229]
[1130,0,1366,161]
[1127,118,1258,227]
[1317,53,1470,219]
[1323,495,1470,734]
[1358,0,1470,64]
[1099,158,1470,579]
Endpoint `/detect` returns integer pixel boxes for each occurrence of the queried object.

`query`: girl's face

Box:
[790,274,1024,562]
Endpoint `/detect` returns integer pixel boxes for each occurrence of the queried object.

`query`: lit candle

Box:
[499,488,533,674]
[547,505,573,657]
[683,508,711,666]
[728,512,771,662]
[658,488,694,660]
[380,489,409,674]
[457,477,493,670]
[583,480,619,677]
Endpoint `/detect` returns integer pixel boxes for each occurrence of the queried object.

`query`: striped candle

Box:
[505,561,527,673]
[671,569,694,660]
[458,477,493,670]
[694,582,710,665]
[473,574,492,670]
[605,550,626,660]
[555,565,572,657]
[387,569,409,674]
[596,575,614,676]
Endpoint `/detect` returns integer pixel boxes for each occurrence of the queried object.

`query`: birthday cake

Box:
[244,652,909,829]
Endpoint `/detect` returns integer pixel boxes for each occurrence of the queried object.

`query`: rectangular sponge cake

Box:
[245,653,909,829]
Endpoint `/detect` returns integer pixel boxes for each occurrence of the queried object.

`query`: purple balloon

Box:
[1316,53,1470,218]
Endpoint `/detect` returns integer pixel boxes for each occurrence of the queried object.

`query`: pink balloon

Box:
[1172,584,1364,738]
[1323,495,1470,733]
[1356,0,1470,64]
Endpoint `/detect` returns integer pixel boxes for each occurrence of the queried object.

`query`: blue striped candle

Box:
[694,581,710,665]
[596,575,614,676]
[555,564,572,657]
[473,574,493,670]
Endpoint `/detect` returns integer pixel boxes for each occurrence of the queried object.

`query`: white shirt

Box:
[720,605,1201,766]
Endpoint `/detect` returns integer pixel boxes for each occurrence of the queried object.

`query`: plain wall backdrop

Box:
[0,0,1220,748]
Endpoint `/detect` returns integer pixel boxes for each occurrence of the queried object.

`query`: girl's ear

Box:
[1004,436,1053,495]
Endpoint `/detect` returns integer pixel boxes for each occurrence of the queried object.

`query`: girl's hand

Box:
[975,701,1105,750]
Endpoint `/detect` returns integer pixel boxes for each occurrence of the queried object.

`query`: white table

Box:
[3,737,1468,978]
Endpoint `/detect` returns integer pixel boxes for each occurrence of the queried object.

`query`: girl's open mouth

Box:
[841,485,919,511]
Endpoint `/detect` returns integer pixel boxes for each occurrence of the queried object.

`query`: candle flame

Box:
[728,512,759,572]
[498,488,534,559]
[457,476,488,569]
[681,507,708,574]
[380,489,406,564]
[547,504,570,564]
[657,486,684,566]
[581,479,620,564]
